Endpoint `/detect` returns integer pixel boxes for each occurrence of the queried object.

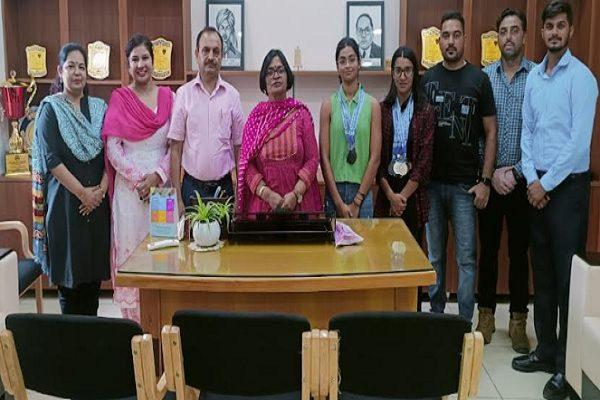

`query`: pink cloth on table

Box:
[237,98,322,217]
[167,75,244,181]
[334,221,364,247]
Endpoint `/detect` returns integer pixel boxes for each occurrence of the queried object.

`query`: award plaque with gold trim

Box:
[87,41,110,80]
[421,27,443,69]
[5,148,30,176]
[481,31,501,67]
[152,37,173,80]
[25,45,47,78]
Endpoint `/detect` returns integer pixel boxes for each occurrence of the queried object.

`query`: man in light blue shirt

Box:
[512,2,598,399]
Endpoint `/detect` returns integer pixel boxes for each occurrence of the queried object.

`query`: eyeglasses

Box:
[393,67,414,78]
[266,66,285,77]
[337,57,358,67]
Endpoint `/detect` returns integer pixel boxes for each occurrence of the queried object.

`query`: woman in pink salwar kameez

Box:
[102,34,174,322]
[237,50,322,217]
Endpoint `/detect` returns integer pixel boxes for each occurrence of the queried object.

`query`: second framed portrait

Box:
[206,0,244,70]
[346,1,385,70]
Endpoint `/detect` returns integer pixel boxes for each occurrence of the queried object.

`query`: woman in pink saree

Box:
[102,34,174,322]
[237,50,322,217]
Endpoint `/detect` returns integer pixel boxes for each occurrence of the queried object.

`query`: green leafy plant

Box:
[184,191,233,229]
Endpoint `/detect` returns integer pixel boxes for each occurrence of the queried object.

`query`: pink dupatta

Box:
[102,86,174,200]
[236,97,310,216]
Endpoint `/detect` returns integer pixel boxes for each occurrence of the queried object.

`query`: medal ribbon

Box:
[392,95,414,161]
[338,85,366,153]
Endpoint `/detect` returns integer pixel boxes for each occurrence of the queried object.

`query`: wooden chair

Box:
[327,312,484,400]
[0,313,143,400]
[147,310,312,400]
[0,222,43,313]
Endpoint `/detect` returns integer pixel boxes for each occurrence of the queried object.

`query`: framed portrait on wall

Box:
[346,1,384,70]
[206,0,244,70]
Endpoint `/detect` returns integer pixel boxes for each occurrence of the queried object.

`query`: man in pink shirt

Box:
[169,26,244,213]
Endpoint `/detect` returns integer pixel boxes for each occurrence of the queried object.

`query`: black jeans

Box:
[530,172,590,374]
[477,183,530,314]
[181,172,234,207]
[58,281,102,316]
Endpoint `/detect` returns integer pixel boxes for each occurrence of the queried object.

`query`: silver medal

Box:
[393,161,408,176]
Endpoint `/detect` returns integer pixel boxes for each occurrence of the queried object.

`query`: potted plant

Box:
[185,192,232,247]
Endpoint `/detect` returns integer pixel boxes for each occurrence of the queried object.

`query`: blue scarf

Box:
[31,94,107,273]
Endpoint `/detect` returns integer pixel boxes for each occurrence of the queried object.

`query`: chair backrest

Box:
[329,311,471,398]
[172,309,310,396]
[5,313,142,399]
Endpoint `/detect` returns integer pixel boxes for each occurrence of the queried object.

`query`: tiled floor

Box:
[16,294,556,400]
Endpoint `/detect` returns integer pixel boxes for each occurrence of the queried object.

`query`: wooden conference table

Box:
[116,219,436,337]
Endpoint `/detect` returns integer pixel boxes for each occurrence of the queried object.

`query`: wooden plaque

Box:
[421,27,443,69]
[152,37,173,80]
[25,45,47,78]
[87,41,110,80]
[481,31,501,67]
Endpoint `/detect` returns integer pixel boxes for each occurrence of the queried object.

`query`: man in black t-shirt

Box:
[422,10,497,322]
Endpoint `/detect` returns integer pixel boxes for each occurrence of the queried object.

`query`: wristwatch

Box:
[479,176,492,187]
[294,190,303,204]
[511,168,520,182]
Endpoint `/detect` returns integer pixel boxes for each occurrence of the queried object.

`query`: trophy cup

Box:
[1,70,36,176]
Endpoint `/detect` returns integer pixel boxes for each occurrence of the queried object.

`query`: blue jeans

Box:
[425,181,477,321]
[325,182,373,218]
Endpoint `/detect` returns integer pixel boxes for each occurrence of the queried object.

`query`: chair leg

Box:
[328,331,339,400]
[132,335,148,400]
[469,332,485,398]
[0,333,14,396]
[0,330,27,400]
[301,332,310,400]
[34,278,43,314]
[457,333,475,400]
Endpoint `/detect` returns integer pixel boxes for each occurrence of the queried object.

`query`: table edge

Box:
[115,270,436,292]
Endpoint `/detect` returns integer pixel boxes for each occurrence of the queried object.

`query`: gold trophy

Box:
[1,70,37,176]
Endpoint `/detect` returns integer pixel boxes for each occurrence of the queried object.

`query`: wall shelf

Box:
[87,80,123,86]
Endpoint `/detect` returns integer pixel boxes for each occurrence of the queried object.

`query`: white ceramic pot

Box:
[192,221,221,247]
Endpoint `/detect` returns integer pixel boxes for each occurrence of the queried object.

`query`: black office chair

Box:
[0,313,143,400]
[0,222,43,313]
[159,310,311,400]
[328,312,483,400]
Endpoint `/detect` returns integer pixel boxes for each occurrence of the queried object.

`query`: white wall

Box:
[190,0,400,131]
[191,0,400,71]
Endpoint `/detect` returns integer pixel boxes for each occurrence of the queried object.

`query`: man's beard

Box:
[548,42,568,53]
[501,46,522,61]
[443,47,463,62]
[547,36,569,53]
